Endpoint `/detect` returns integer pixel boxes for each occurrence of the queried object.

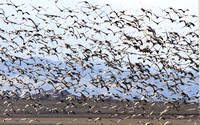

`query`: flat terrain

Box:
[0,99,199,125]
[1,117,200,125]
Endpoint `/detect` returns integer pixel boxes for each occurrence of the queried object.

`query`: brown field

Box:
[1,117,200,125]
[0,99,199,125]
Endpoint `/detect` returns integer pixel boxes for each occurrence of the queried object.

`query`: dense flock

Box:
[0,0,199,124]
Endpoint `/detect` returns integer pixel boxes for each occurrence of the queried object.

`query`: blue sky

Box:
[82,0,198,14]
[17,0,197,15]
[0,0,198,100]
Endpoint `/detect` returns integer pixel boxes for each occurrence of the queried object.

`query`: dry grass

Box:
[0,117,200,125]
[0,99,199,125]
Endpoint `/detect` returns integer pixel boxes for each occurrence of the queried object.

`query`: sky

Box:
[25,0,198,15]
[1,0,198,67]
[1,0,198,71]
[85,0,198,14]
[0,0,198,99]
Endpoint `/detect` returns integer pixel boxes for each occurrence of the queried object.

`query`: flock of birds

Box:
[0,0,199,124]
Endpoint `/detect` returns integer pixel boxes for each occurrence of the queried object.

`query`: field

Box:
[1,117,200,125]
[0,99,199,125]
